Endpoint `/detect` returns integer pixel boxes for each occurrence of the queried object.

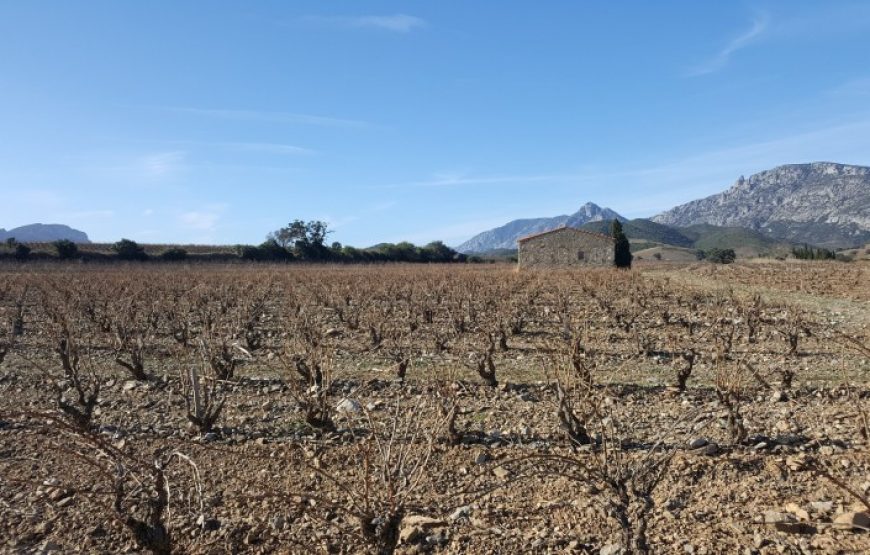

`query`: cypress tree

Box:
[611,219,632,269]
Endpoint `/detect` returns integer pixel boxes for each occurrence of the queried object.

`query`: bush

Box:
[14,244,30,261]
[53,239,79,259]
[160,248,188,261]
[112,239,148,261]
[705,248,736,264]
[236,240,293,262]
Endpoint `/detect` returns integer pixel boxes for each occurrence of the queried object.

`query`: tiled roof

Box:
[517,225,615,243]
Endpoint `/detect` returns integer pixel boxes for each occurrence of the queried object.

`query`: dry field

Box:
[0,261,868,554]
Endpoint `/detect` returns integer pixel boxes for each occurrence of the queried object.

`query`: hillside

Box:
[652,162,870,248]
[457,202,624,253]
[0,223,90,243]
[578,219,694,248]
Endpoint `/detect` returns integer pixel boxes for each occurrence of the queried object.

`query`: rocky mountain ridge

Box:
[652,162,870,248]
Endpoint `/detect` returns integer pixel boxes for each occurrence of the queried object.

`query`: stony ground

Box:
[0,261,868,554]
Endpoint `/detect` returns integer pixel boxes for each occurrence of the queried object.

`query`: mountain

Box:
[457,202,624,253]
[0,224,90,243]
[652,162,870,248]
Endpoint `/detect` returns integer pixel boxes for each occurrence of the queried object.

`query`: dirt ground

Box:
[0,261,868,554]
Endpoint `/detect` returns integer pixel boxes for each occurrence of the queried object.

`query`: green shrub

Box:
[705,248,736,264]
[112,239,148,261]
[14,244,31,261]
[160,247,188,261]
[53,239,79,259]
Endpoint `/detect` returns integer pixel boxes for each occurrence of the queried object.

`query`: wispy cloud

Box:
[301,14,426,33]
[178,203,228,233]
[688,15,768,76]
[141,151,186,178]
[162,107,369,128]
[219,142,316,156]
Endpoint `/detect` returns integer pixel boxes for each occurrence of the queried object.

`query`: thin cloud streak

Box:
[162,107,370,128]
[301,14,426,33]
[687,15,768,76]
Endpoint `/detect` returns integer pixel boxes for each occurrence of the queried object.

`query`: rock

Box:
[255,437,268,445]
[399,515,446,545]
[475,451,491,465]
[600,543,623,555]
[785,502,810,521]
[122,380,139,392]
[197,514,221,531]
[699,442,720,456]
[449,506,471,521]
[809,501,834,513]
[325,328,341,337]
[688,438,708,449]
[202,432,219,442]
[833,511,870,530]
[336,398,361,414]
[763,511,795,524]
[770,390,788,402]
[493,467,511,479]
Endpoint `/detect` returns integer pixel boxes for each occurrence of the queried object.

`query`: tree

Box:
[5,237,16,249]
[53,239,79,260]
[705,248,736,264]
[267,219,332,260]
[14,243,30,261]
[611,219,632,269]
[112,239,148,261]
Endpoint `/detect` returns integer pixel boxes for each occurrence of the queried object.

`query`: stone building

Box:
[517,226,615,268]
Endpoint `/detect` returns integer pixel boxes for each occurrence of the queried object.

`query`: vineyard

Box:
[0,261,868,554]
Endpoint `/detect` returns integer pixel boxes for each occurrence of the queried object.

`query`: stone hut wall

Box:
[518,229,615,268]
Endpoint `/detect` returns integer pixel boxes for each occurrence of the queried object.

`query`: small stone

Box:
[475,452,490,465]
[770,390,787,402]
[700,442,720,456]
[809,501,833,513]
[493,467,510,479]
[600,543,623,555]
[763,511,795,524]
[785,502,810,522]
[336,398,362,414]
[688,438,708,449]
[833,511,870,530]
[122,380,139,392]
[449,506,471,521]
[399,515,445,545]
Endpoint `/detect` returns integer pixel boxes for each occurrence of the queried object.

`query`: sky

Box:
[2,1,870,246]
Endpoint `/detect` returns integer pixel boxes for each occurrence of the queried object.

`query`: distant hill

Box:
[0,224,90,243]
[578,218,694,248]
[652,162,870,248]
[457,202,625,253]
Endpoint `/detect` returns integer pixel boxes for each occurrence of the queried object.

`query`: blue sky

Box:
[2,1,870,246]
